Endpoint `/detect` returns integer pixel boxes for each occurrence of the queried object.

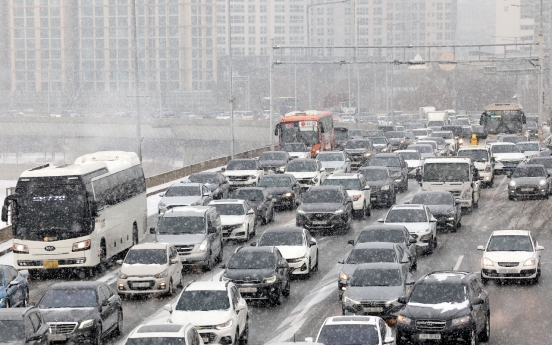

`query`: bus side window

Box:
[92,178,110,209]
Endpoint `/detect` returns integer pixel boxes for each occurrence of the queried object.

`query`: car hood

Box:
[224,268,276,281]
[220,215,248,226]
[425,204,455,217]
[160,196,202,207]
[512,177,546,185]
[288,151,308,157]
[366,180,389,188]
[40,307,97,323]
[265,187,293,196]
[155,234,206,245]
[170,309,234,327]
[1,341,25,345]
[321,161,346,169]
[404,160,422,168]
[204,183,220,192]
[259,160,287,168]
[286,171,318,179]
[385,166,401,173]
[344,285,404,302]
[298,203,343,213]
[276,246,307,259]
[402,300,470,320]
[493,152,525,161]
[484,251,534,262]
[121,263,168,276]
[345,149,368,154]
[386,222,429,233]
[224,170,258,176]
[522,150,539,158]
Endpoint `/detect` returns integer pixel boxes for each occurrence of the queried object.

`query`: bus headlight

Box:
[13,243,29,254]
[72,240,91,252]
[539,179,547,186]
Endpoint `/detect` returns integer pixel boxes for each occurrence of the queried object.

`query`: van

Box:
[420,157,481,209]
[150,206,223,271]
[457,147,495,187]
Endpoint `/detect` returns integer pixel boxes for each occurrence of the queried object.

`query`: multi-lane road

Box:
[20,174,552,345]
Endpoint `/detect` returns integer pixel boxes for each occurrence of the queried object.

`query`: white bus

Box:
[1,151,147,274]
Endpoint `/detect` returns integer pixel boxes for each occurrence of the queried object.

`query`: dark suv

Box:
[396,271,490,345]
[0,307,49,344]
[296,185,353,233]
[344,139,376,170]
[220,246,291,305]
[368,153,409,192]
[358,166,397,207]
[258,151,291,174]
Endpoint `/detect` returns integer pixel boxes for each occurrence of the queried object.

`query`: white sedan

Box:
[209,199,256,241]
[378,204,437,254]
[253,227,319,278]
[478,230,543,283]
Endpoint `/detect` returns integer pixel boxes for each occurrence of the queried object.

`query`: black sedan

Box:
[232,187,275,224]
[0,307,50,344]
[358,166,397,207]
[38,281,122,345]
[408,191,462,231]
[258,151,291,174]
[296,185,353,234]
[258,174,302,209]
[188,172,230,199]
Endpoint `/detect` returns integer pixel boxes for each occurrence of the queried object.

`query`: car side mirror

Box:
[220,264,226,269]
[102,299,109,307]
[400,259,410,264]
[278,262,289,269]
[473,297,485,305]
[363,186,370,190]
[116,260,123,265]
[308,240,317,247]
[477,245,485,251]
[221,167,226,172]
[455,198,461,204]
[520,149,525,153]
[536,245,544,251]
[8,280,19,287]
[406,279,415,286]
[164,303,173,314]
[397,295,408,304]
[347,239,355,245]
[247,209,254,215]
[171,258,179,264]
[409,238,417,244]
[250,242,257,246]
[149,227,156,234]
[203,192,211,197]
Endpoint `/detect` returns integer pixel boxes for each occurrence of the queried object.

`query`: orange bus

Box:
[274,110,335,157]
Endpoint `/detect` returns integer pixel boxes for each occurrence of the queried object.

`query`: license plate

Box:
[239,287,257,293]
[498,268,518,274]
[202,337,209,343]
[43,260,58,269]
[132,282,150,287]
[364,307,384,312]
[505,164,517,168]
[419,334,441,340]
[312,221,327,225]
[371,197,377,201]
[50,334,67,341]
[180,257,187,262]
[521,188,533,192]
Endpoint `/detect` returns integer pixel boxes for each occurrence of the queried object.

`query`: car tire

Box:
[93,324,102,345]
[167,279,174,296]
[426,236,435,254]
[114,309,123,336]
[481,275,489,284]
[508,195,515,201]
[282,278,291,297]
[466,328,478,345]
[203,251,213,271]
[217,244,224,263]
[305,259,311,279]
[270,286,282,306]
[238,321,249,345]
[313,250,319,271]
[479,312,490,342]
[234,330,240,345]
[23,288,29,307]
[245,225,251,242]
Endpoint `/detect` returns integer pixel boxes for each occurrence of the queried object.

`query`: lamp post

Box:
[227,0,234,158]
[131,0,141,160]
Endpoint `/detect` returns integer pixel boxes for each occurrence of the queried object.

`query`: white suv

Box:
[285,158,327,190]
[165,281,248,345]
[209,199,256,241]
[223,159,264,189]
[457,147,495,187]
[322,173,371,218]
[125,323,204,345]
[308,316,395,345]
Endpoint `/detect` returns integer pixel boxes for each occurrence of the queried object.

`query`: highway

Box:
[19,174,552,345]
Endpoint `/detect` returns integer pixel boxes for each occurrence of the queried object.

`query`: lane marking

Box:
[453,255,464,271]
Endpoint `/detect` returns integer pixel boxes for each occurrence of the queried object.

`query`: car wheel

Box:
[132,224,139,246]
[508,195,515,201]
[433,234,438,249]
[234,329,240,345]
[467,328,478,345]
[481,274,489,284]
[217,244,224,263]
[426,236,435,254]
[203,251,213,271]
[270,207,275,222]
[114,309,123,336]
[5,298,9,308]
[245,225,251,242]
[270,286,282,306]
[238,321,249,345]
[23,288,29,307]
[282,278,291,297]
[313,250,319,271]
[479,313,490,342]
[93,323,102,345]
[305,259,311,279]
[167,279,174,296]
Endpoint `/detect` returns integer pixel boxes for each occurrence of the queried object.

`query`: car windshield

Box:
[346,248,396,264]
[258,176,292,187]
[0,320,24,342]
[350,268,402,287]
[211,203,245,216]
[349,130,363,137]
[259,152,288,161]
[386,209,427,223]
[227,251,276,269]
[409,145,433,153]
[517,143,540,152]
[513,166,546,178]
[317,324,379,345]
[411,193,453,205]
[281,143,306,152]
[39,288,98,308]
[433,132,454,139]
[157,216,205,234]
[370,137,387,145]
[487,235,533,252]
[528,158,552,169]
[423,163,470,182]
[358,230,405,244]
[232,189,264,201]
[322,178,362,191]
[188,174,219,184]
[286,160,317,172]
[303,190,343,203]
[398,152,421,160]
[365,130,383,137]
[492,145,520,154]
[369,157,400,167]
[317,153,345,162]
[412,130,428,137]
[334,130,349,140]
[384,131,405,139]
[175,290,230,311]
[124,249,167,265]
[427,137,446,146]
[441,127,463,136]
[126,339,185,345]
[258,231,303,246]
[346,141,371,149]
[409,284,467,304]
[359,169,389,181]
[226,160,257,170]
[458,150,489,162]
[164,185,200,197]
[502,136,526,144]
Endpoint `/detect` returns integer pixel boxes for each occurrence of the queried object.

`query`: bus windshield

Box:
[280,121,319,146]
[424,163,470,182]
[482,110,524,135]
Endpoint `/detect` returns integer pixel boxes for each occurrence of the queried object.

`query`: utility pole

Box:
[131,0,141,160]
[227,0,234,158]
[269,38,275,150]
[538,33,544,141]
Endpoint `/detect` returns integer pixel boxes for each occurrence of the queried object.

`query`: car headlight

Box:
[339,272,349,280]
[284,192,293,198]
[79,319,95,329]
[220,276,231,282]
[343,296,360,304]
[117,271,128,279]
[215,319,234,330]
[482,257,494,267]
[381,185,390,190]
[397,315,412,325]
[381,148,388,152]
[297,209,306,214]
[523,258,536,266]
[197,240,208,253]
[72,239,91,252]
[265,275,277,284]
[364,152,372,157]
[540,179,547,186]
[0,298,4,306]
[154,269,169,278]
[352,194,362,201]
[385,298,398,306]
[334,209,344,214]
[279,166,286,171]
[509,180,516,187]
[451,315,470,327]
[13,243,29,254]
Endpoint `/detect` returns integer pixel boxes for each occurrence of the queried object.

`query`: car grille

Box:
[228,176,249,182]
[199,332,217,344]
[49,322,78,335]
[195,326,215,330]
[347,154,364,161]
[233,279,263,284]
[498,262,520,267]
[416,319,446,330]
[359,301,386,308]
[297,178,314,185]
[306,213,334,221]
[128,280,155,290]
[450,191,461,197]
[175,245,195,256]
[222,225,240,231]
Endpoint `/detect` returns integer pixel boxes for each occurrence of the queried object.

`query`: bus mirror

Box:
[90,201,99,217]
[274,124,280,136]
[1,205,7,223]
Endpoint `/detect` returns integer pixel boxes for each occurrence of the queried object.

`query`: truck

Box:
[427,111,449,127]
[419,106,436,121]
